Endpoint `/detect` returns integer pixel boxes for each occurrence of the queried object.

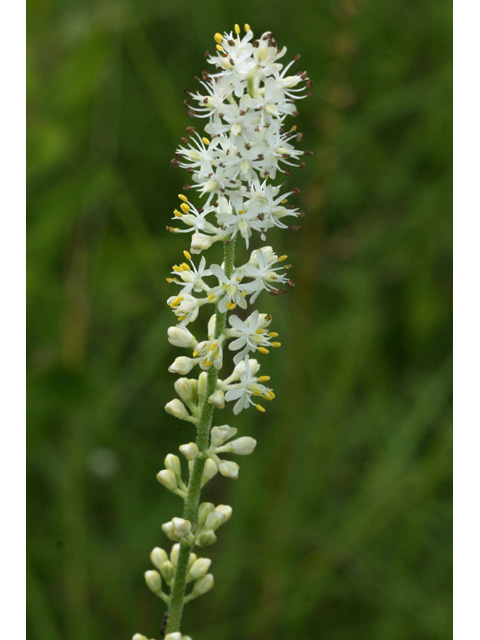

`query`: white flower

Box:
[221,358,274,414]
[210,264,248,312]
[167,293,201,326]
[227,310,275,362]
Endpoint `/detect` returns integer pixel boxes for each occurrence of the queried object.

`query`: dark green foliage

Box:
[27,1,452,638]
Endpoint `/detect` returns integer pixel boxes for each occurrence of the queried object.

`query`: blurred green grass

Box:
[27,0,452,639]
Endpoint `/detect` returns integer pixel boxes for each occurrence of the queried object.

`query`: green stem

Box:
[166,237,236,634]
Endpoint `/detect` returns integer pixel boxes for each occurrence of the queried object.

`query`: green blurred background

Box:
[27,0,452,638]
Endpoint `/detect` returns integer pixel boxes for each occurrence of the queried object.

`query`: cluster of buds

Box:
[134,23,310,640]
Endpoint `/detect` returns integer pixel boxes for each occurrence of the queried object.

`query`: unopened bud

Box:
[208,389,225,408]
[191,232,214,253]
[162,517,192,540]
[192,573,214,597]
[197,371,208,398]
[167,326,196,348]
[188,557,211,580]
[164,453,181,479]
[218,460,240,479]
[210,425,237,446]
[156,469,177,492]
[201,458,218,486]
[179,442,198,460]
[160,560,175,582]
[165,399,189,420]
[144,570,162,596]
[150,547,168,571]
[174,377,195,403]
[216,436,257,455]
[169,356,195,375]
[196,530,217,547]
[197,502,215,528]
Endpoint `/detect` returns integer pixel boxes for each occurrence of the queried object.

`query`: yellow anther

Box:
[265,314,272,320]
[252,390,262,396]
[172,265,182,272]
[178,314,187,321]
[236,277,242,282]
[256,328,264,334]
[258,347,270,355]
[166,277,174,283]
[258,375,270,382]
[170,296,184,308]
[281,199,288,204]
[183,250,192,260]
[202,136,210,145]
[272,342,281,348]
[222,284,227,290]
[180,262,190,271]
[209,342,217,350]
[290,125,297,132]
[193,350,200,357]
[226,301,237,310]
[173,209,183,218]
[180,202,190,213]
[207,293,215,301]
[238,210,244,214]
[166,226,180,233]
[234,24,241,34]
[203,359,214,367]
[244,23,251,32]
[178,194,188,202]
[214,32,223,44]
[216,44,224,52]
[241,291,247,297]
[256,404,265,413]
[268,331,279,337]
[279,255,288,261]
[266,391,275,400]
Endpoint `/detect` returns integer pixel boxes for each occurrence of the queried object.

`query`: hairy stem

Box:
[166,236,236,634]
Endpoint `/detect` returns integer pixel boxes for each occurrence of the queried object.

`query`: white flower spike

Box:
[135,24,310,639]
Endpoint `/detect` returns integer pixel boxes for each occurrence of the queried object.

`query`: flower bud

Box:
[169,356,195,375]
[197,371,208,399]
[164,453,182,479]
[208,389,225,408]
[165,399,189,420]
[174,377,195,403]
[188,557,211,581]
[160,560,175,582]
[210,425,237,446]
[218,460,240,479]
[150,547,168,571]
[215,504,233,522]
[170,543,180,566]
[156,469,177,492]
[216,436,257,456]
[162,517,192,541]
[197,502,215,528]
[201,458,218,486]
[132,635,149,640]
[191,573,214,597]
[205,511,224,531]
[179,442,198,461]
[196,530,217,547]
[207,314,217,339]
[144,570,162,596]
[167,326,196,348]
[191,232,214,253]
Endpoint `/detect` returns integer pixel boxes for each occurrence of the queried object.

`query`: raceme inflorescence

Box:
[133,23,311,640]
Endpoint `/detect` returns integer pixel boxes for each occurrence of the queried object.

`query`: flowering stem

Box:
[166,237,236,634]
